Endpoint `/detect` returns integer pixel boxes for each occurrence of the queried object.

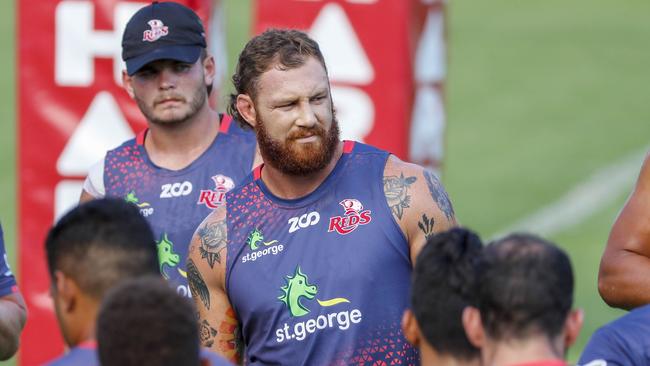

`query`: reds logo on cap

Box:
[143,19,169,42]
[328,199,372,235]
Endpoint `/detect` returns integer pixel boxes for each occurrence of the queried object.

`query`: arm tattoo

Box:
[187,259,210,310]
[219,307,244,364]
[417,214,436,241]
[384,173,417,220]
[423,170,455,221]
[199,320,218,348]
[197,220,227,268]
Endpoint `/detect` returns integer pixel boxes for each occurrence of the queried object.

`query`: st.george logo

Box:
[276,266,361,343]
[143,19,168,42]
[328,199,372,235]
[197,175,235,209]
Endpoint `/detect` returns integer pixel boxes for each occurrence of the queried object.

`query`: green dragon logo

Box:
[279,267,350,317]
[125,191,150,208]
[156,233,180,279]
[246,228,278,250]
[279,266,318,317]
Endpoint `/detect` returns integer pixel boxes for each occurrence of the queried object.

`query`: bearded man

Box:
[187,29,457,365]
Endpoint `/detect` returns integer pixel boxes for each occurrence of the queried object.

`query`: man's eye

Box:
[175,64,191,72]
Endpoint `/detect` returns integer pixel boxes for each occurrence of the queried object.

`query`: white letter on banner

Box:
[55,1,146,86]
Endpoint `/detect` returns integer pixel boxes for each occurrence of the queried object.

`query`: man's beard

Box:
[135,85,206,127]
[255,114,341,176]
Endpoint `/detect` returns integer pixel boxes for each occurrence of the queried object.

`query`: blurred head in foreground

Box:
[97,276,205,366]
[463,233,583,365]
[45,198,159,347]
[402,227,482,366]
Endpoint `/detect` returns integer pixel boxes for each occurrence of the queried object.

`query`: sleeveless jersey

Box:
[104,116,256,297]
[45,342,231,366]
[578,303,650,366]
[225,141,418,365]
[0,223,17,297]
[45,341,98,366]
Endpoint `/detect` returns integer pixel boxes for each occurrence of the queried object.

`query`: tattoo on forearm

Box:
[199,320,218,348]
[197,220,227,268]
[423,170,455,221]
[187,259,210,310]
[384,173,417,220]
[417,214,436,241]
[219,307,243,364]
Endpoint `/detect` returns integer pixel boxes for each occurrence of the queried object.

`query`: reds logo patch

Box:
[197,175,235,209]
[143,19,169,42]
[328,199,372,235]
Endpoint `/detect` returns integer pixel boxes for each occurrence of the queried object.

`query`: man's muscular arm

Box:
[599,153,650,309]
[188,208,243,364]
[383,156,458,264]
[0,292,26,360]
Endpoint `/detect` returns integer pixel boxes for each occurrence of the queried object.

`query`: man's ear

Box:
[462,306,485,348]
[401,309,420,347]
[202,54,216,87]
[54,270,78,313]
[564,308,584,348]
[122,70,135,99]
[236,94,257,129]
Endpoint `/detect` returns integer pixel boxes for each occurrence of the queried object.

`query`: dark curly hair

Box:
[227,28,327,129]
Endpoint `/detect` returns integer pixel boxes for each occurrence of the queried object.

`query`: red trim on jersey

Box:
[253,164,263,180]
[77,340,97,349]
[343,140,355,153]
[136,129,148,146]
[219,114,233,133]
[10,285,18,293]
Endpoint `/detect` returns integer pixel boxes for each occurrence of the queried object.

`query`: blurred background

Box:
[2,0,650,364]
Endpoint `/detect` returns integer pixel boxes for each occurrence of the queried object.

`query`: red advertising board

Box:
[18,1,218,364]
[254,0,447,169]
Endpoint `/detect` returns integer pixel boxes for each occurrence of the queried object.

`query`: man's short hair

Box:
[228,28,327,128]
[476,233,574,340]
[411,227,482,359]
[97,276,200,366]
[45,198,159,300]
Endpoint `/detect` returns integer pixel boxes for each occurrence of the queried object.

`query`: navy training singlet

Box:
[578,303,650,366]
[225,141,418,365]
[104,116,256,297]
[0,223,17,297]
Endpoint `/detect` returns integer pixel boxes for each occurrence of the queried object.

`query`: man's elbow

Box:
[598,259,635,310]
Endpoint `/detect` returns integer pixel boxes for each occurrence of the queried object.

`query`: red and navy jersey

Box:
[0,223,17,298]
[225,141,417,365]
[104,116,256,297]
[578,304,650,366]
[45,341,98,366]
[45,342,231,366]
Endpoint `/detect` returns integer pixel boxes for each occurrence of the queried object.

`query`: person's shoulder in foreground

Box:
[578,303,650,366]
[0,222,26,361]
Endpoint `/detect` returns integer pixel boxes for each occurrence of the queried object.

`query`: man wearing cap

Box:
[80,1,259,298]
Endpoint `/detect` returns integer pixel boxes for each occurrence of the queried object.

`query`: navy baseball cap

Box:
[122,1,207,76]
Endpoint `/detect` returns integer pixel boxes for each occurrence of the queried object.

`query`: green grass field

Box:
[2,0,650,364]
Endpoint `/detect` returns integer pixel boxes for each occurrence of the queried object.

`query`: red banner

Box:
[18,1,218,364]
[254,0,447,169]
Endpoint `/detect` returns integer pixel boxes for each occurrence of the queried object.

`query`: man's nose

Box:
[158,68,177,90]
[295,101,317,128]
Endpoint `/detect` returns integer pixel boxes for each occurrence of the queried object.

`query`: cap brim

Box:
[125,45,202,76]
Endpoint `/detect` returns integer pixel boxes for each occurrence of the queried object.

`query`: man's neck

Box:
[144,104,219,170]
[70,300,99,348]
[260,142,343,200]
[482,335,565,366]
